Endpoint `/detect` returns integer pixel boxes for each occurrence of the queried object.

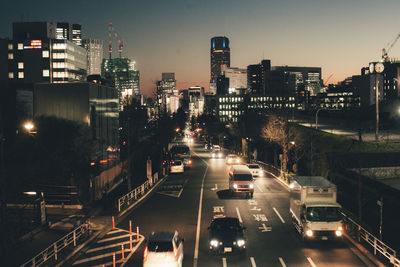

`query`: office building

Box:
[188,86,205,118]
[102,57,140,108]
[156,73,176,114]
[210,36,230,94]
[84,39,103,76]
[221,65,247,94]
[247,60,271,95]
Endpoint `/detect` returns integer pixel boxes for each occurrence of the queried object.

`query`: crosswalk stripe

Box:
[222,257,227,267]
[250,257,257,267]
[307,257,317,267]
[98,233,132,243]
[279,257,287,267]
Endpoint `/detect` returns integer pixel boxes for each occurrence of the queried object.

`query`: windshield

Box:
[306,207,342,222]
[171,146,190,155]
[233,174,253,181]
[212,219,242,232]
[247,164,259,169]
[148,241,173,252]
[171,161,182,166]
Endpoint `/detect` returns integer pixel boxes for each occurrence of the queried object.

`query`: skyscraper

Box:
[84,39,103,75]
[210,36,230,94]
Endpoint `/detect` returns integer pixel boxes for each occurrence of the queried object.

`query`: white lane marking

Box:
[98,233,131,243]
[236,207,243,223]
[273,207,286,224]
[250,257,257,267]
[278,257,287,267]
[222,257,227,267]
[307,257,317,267]
[87,240,131,253]
[255,182,264,192]
[106,229,125,235]
[211,183,218,191]
[193,165,209,267]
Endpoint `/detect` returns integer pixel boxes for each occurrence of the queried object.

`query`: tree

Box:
[261,115,296,174]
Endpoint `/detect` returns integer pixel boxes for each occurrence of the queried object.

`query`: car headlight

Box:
[210,239,219,247]
[237,239,245,247]
[218,153,222,157]
[212,153,215,157]
[258,170,263,176]
[233,184,238,189]
[335,230,343,237]
[306,229,313,237]
[249,184,254,189]
[236,159,240,163]
[228,159,232,163]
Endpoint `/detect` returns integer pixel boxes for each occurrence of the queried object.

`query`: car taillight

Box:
[143,246,148,262]
[188,160,192,164]
[173,247,178,261]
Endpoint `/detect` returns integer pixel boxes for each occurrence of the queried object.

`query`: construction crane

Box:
[381,33,400,62]
[324,73,334,86]
[108,22,124,59]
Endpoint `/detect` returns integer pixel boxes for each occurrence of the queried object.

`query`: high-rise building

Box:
[210,36,230,94]
[102,57,140,108]
[84,39,103,75]
[188,86,204,118]
[247,60,271,95]
[56,22,82,46]
[156,73,176,114]
[221,65,247,94]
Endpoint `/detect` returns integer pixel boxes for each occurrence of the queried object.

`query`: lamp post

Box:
[315,108,323,129]
[369,62,384,141]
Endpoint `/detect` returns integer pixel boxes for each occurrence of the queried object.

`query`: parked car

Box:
[143,231,184,267]
[247,164,264,177]
[170,160,184,174]
[208,217,246,254]
[226,154,241,165]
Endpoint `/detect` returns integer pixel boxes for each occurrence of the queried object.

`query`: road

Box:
[81,141,373,267]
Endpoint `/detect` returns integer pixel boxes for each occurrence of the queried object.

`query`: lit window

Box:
[8,44,13,50]
[43,69,50,77]
[8,53,13,59]
[8,72,14,79]
[42,50,49,58]
[18,72,24,79]
[18,43,23,50]
[18,62,24,69]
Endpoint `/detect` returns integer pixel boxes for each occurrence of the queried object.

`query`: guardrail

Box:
[342,213,400,267]
[20,222,91,267]
[253,159,400,267]
[117,172,159,213]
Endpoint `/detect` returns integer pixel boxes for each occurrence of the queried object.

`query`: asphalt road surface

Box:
[116,141,372,267]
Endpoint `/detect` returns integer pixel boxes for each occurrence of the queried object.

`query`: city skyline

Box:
[2,0,400,96]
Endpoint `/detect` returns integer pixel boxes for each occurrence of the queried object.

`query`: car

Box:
[226,154,241,165]
[170,145,192,168]
[143,231,184,267]
[228,165,254,198]
[208,217,246,254]
[211,145,224,158]
[170,160,184,173]
[247,164,264,177]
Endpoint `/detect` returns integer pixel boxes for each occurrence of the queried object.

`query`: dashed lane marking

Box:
[236,207,243,223]
[307,257,317,267]
[279,257,287,267]
[222,257,227,267]
[250,257,257,267]
[273,207,286,224]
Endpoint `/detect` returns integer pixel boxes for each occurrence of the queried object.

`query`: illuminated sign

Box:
[24,40,42,50]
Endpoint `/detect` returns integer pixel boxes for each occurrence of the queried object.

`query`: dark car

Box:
[208,217,246,253]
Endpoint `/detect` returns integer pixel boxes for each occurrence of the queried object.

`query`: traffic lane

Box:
[120,153,207,267]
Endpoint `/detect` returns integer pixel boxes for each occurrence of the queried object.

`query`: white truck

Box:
[289,176,344,241]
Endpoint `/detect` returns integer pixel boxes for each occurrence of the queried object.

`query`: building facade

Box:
[188,86,205,118]
[210,36,230,94]
[84,39,103,76]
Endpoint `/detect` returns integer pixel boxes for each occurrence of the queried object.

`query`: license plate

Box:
[224,247,232,252]
[321,236,328,240]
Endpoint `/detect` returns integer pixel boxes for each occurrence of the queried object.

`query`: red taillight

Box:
[143,246,148,262]
[173,247,178,261]
[188,160,192,164]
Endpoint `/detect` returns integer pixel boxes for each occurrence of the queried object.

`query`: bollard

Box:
[112,216,116,230]
[121,243,125,261]
[130,234,133,250]
[73,229,76,246]
[129,220,132,235]
[113,252,116,267]
[137,226,140,242]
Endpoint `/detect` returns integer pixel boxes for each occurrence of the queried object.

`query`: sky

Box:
[2,0,400,97]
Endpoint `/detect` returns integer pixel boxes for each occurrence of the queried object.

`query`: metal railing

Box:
[253,159,400,266]
[342,213,400,267]
[117,172,159,213]
[20,222,91,267]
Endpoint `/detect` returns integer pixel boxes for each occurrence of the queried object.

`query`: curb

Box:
[344,233,387,267]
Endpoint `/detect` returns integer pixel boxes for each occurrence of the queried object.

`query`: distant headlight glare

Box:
[237,239,245,247]
[210,239,219,247]
[306,229,313,237]
[335,230,343,237]
[233,184,238,189]
[249,184,254,189]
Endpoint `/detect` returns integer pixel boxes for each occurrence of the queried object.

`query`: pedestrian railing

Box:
[253,159,400,267]
[342,212,400,267]
[20,222,91,267]
[117,172,160,213]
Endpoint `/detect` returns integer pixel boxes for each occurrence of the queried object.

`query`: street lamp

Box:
[369,62,385,141]
[315,108,323,129]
